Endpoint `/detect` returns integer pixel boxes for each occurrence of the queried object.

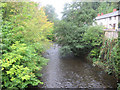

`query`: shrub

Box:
[90,35,120,84]
[1,1,53,89]
[87,27,120,89]
[55,21,87,56]
[1,41,48,89]
[83,25,104,48]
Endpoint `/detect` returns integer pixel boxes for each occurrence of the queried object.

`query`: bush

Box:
[55,21,87,56]
[1,1,53,89]
[84,25,104,60]
[1,41,48,89]
[87,27,120,89]
[89,33,120,86]
[83,25,104,48]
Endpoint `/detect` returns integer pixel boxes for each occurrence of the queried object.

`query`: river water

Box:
[40,44,117,88]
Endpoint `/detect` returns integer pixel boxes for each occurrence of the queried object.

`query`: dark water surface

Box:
[40,44,117,88]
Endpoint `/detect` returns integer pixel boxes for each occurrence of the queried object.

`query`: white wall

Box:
[95,16,119,30]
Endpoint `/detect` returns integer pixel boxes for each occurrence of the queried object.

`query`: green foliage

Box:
[47,34,55,41]
[89,38,120,83]
[97,2,117,14]
[98,39,119,76]
[118,22,120,28]
[89,48,101,59]
[84,26,104,65]
[88,30,120,89]
[0,2,3,89]
[2,2,54,44]
[43,5,59,41]
[1,1,53,89]
[55,1,119,56]
[55,2,105,56]
[84,25,104,47]
[62,2,97,26]
[55,21,88,56]
[55,20,104,56]
[55,2,119,83]
[118,83,120,90]
[54,1,119,88]
[1,42,48,89]
[43,5,58,22]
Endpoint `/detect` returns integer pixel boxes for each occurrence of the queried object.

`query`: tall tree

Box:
[56,2,99,55]
[43,5,58,22]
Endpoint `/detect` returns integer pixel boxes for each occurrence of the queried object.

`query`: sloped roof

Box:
[95,10,120,20]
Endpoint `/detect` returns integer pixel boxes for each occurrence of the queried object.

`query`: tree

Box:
[43,5,58,22]
[97,2,118,14]
[62,2,97,27]
[1,1,53,89]
[55,2,99,56]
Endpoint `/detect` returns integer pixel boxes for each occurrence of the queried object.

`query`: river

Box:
[40,44,117,88]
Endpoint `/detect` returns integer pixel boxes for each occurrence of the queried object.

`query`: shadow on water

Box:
[38,44,117,88]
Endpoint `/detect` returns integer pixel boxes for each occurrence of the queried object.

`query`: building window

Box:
[114,16,116,20]
[113,24,116,29]
[109,17,112,20]
[109,24,112,28]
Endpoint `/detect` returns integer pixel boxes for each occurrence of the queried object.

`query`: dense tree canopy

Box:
[55,2,105,55]
[62,2,97,26]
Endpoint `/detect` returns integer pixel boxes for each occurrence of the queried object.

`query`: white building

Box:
[93,9,120,30]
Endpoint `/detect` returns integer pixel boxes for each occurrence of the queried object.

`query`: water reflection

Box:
[41,44,117,88]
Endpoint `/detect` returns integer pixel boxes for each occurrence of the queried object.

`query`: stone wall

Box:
[104,29,119,39]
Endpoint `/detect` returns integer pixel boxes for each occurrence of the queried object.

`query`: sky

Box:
[33,0,72,19]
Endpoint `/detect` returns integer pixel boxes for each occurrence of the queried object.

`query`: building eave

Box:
[95,10,120,20]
